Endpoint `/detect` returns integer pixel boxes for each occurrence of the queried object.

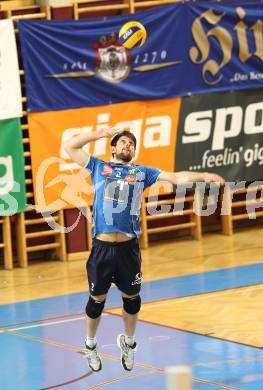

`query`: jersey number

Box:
[104,178,129,204]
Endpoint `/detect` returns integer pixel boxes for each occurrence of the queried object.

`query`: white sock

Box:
[85,336,97,348]
[124,335,135,346]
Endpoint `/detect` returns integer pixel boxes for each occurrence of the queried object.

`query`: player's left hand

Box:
[202,173,225,185]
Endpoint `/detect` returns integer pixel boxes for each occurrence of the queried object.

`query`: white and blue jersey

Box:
[86,156,162,238]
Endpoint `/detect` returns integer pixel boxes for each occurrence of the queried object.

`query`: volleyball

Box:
[119,21,147,49]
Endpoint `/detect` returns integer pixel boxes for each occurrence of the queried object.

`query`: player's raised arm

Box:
[157,171,225,186]
[63,127,121,167]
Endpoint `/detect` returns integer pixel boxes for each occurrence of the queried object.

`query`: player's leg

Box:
[85,240,114,371]
[84,293,106,372]
[115,239,142,371]
[117,292,141,371]
[122,292,141,341]
[86,293,106,340]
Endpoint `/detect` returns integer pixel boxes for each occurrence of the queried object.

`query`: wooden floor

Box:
[138,285,263,347]
[1,226,263,349]
[110,282,263,347]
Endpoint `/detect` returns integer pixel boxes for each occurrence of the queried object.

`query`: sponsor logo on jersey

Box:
[128,168,138,175]
[125,175,136,183]
[102,165,113,176]
[135,171,145,181]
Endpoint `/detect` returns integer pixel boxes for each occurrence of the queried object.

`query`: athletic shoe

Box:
[84,343,102,372]
[117,334,137,371]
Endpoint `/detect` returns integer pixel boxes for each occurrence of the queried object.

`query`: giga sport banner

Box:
[27,98,181,212]
[175,89,263,182]
[0,118,27,215]
[19,1,263,112]
[28,89,263,212]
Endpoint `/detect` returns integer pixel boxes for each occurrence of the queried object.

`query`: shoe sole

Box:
[89,360,102,372]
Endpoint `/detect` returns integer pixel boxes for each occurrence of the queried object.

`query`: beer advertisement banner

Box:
[0,20,22,120]
[19,1,263,112]
[28,98,181,212]
[175,89,263,182]
[0,118,27,215]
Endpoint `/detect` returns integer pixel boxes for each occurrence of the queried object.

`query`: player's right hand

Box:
[103,127,122,138]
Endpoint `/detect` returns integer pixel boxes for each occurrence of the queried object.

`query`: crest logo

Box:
[93,33,131,84]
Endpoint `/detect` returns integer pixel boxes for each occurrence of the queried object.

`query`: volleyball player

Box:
[64,128,224,372]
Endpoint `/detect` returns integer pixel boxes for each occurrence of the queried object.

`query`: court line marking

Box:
[2,280,263,330]
[2,328,163,371]
[2,328,239,389]
[0,313,108,332]
[83,370,157,390]
[39,369,154,390]
[3,316,86,331]
[3,282,260,331]
[0,311,85,329]
[84,372,239,390]
[2,284,263,351]
[107,312,263,367]
[2,287,263,355]
[2,282,263,331]
[4,317,263,370]
[39,371,93,390]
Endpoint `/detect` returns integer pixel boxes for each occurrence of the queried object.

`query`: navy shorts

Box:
[86,238,142,296]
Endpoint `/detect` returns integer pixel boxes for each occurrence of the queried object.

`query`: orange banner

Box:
[28,98,181,212]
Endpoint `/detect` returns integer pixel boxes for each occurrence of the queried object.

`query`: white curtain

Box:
[0,20,22,120]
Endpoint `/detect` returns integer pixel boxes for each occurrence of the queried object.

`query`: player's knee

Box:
[85,296,105,319]
[122,295,141,315]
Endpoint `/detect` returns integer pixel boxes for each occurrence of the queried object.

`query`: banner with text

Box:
[28,98,181,212]
[175,89,263,181]
[19,1,263,112]
[0,20,22,120]
[0,118,27,215]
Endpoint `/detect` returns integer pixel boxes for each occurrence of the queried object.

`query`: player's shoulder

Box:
[85,156,107,173]
[128,164,149,181]
[94,156,106,162]
[88,156,107,165]
[130,163,148,171]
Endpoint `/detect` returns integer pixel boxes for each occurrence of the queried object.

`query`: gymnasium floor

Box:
[1,227,263,390]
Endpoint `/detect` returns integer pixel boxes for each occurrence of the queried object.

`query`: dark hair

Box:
[110,130,137,149]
